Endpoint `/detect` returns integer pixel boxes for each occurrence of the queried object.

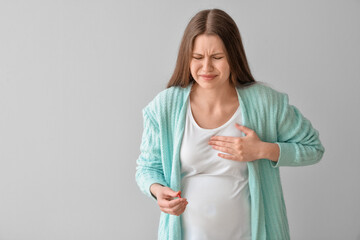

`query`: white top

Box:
[180,98,251,240]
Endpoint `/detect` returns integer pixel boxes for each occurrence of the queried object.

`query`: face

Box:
[190,34,231,89]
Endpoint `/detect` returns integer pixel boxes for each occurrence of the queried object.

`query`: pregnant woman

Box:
[135,8,325,240]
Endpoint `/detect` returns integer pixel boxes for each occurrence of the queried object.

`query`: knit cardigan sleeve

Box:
[271,92,325,167]
[135,108,167,201]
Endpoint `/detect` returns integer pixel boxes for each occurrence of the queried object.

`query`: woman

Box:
[135,8,325,240]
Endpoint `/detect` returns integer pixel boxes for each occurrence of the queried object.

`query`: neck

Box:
[190,81,238,111]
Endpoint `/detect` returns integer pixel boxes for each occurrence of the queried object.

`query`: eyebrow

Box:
[192,52,225,56]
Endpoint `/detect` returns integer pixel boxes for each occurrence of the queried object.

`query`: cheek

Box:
[190,62,200,74]
[216,62,230,74]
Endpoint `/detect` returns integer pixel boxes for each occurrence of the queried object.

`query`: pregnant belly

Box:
[181,174,251,239]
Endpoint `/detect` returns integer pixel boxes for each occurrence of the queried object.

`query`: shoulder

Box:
[238,81,286,98]
[142,85,189,121]
[238,81,288,106]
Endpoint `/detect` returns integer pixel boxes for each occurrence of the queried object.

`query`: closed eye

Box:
[192,56,224,60]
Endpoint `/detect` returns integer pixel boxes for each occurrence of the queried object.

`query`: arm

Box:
[135,109,168,201]
[270,92,325,167]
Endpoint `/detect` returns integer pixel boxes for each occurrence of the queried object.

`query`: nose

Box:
[202,57,213,72]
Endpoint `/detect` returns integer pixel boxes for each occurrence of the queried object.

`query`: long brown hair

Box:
[166,8,256,89]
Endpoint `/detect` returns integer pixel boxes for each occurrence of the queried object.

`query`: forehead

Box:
[192,34,225,53]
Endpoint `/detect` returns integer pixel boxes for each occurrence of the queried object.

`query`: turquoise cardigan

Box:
[135,81,325,240]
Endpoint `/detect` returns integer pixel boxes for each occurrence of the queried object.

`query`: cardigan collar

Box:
[181,82,248,129]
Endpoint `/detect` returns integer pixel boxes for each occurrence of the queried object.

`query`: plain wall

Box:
[0,0,359,239]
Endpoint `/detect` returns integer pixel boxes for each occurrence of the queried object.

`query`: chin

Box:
[194,81,215,88]
[195,79,224,88]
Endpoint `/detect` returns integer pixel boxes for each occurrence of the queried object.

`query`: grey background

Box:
[0,0,359,239]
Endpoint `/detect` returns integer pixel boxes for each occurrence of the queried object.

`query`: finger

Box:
[161,201,187,216]
[177,202,188,215]
[168,197,186,208]
[172,200,188,216]
[163,188,181,198]
[158,197,183,208]
[235,123,253,136]
[160,190,181,202]
[211,145,237,155]
[208,139,233,148]
[209,135,236,143]
[160,207,180,216]
[160,206,174,215]
[172,200,187,213]
[217,152,241,161]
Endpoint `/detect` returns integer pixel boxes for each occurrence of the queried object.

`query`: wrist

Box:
[150,183,164,199]
[259,142,280,162]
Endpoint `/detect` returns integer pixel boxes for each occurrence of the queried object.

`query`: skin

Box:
[150,184,188,216]
[151,33,279,216]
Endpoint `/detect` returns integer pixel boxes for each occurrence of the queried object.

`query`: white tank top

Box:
[180,98,251,240]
